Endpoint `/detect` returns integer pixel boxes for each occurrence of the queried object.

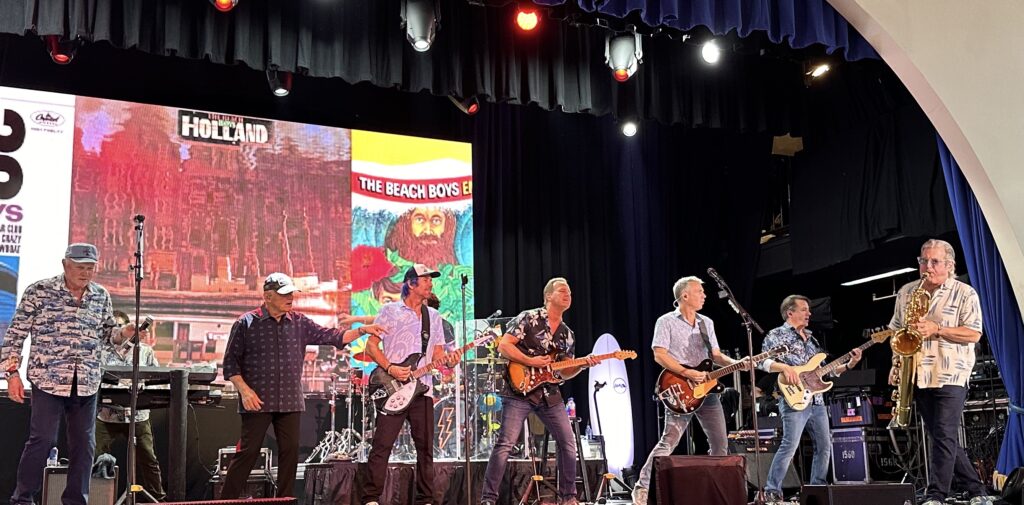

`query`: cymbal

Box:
[467,357,508,365]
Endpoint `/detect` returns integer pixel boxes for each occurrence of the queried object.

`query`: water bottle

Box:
[47,447,58,467]
[566,397,576,419]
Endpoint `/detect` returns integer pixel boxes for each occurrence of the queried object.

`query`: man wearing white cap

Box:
[2,243,137,505]
[220,272,386,499]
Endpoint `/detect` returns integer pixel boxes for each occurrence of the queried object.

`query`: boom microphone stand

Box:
[460,274,473,503]
[707,267,766,504]
[118,214,156,505]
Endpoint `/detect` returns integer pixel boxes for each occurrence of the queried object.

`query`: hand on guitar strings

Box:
[584,355,599,368]
[444,349,463,367]
[779,365,800,386]
[526,355,553,368]
[683,369,708,383]
[388,364,412,381]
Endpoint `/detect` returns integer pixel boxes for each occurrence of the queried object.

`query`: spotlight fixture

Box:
[701,40,721,64]
[808,63,830,78]
[605,32,643,82]
[267,69,292,97]
[401,0,439,53]
[210,0,238,12]
[515,7,539,31]
[448,94,480,115]
[620,120,638,137]
[44,35,77,65]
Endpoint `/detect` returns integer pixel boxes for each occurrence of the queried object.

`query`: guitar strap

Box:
[696,317,714,359]
[420,304,431,356]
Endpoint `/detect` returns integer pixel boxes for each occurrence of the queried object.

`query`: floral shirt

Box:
[889,277,983,388]
[760,322,828,405]
[501,307,575,406]
[1,275,119,397]
[97,343,159,423]
[373,301,446,397]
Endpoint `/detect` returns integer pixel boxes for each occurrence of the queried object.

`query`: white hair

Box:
[672,276,704,301]
[921,239,956,275]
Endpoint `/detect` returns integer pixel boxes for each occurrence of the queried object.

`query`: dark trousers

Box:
[220,411,301,499]
[362,396,436,505]
[10,388,97,505]
[917,385,987,500]
[95,419,166,501]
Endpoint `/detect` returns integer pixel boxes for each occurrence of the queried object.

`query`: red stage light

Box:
[213,0,237,12]
[45,35,75,65]
[516,10,539,31]
[613,68,629,82]
[467,103,479,115]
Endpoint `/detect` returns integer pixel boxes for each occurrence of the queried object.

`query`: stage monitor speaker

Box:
[163,499,296,505]
[41,465,118,505]
[740,453,801,490]
[209,475,275,499]
[653,455,746,505]
[800,483,915,505]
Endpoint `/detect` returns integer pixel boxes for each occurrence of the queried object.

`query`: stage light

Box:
[401,0,438,53]
[267,69,292,97]
[44,35,77,65]
[605,32,643,82]
[808,63,830,78]
[621,120,638,137]
[840,267,916,287]
[701,40,721,64]
[210,0,238,12]
[448,94,480,115]
[516,8,539,31]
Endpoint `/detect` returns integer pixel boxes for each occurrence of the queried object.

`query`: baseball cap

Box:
[403,263,441,282]
[65,243,99,263]
[263,272,300,294]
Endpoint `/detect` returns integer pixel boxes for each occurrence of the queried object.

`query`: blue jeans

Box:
[480,396,577,502]
[766,402,830,494]
[11,388,98,505]
[636,393,728,489]
[917,385,986,501]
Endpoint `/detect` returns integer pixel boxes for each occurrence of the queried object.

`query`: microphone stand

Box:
[460,274,473,504]
[119,215,156,505]
[708,268,766,505]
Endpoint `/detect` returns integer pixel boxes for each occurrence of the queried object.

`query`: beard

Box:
[395,233,457,268]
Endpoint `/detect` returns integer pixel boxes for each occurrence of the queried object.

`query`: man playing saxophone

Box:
[888,239,994,505]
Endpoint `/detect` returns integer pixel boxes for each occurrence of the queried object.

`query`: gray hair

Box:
[543,277,569,304]
[921,238,956,275]
[672,276,704,301]
[780,294,810,320]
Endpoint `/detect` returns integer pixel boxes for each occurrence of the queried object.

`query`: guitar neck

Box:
[549,352,618,371]
[818,339,877,376]
[707,350,770,380]
[411,339,478,379]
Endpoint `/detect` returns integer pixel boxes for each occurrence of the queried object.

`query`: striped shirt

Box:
[889,277,982,388]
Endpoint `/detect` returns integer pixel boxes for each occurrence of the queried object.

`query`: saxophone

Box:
[888,273,930,429]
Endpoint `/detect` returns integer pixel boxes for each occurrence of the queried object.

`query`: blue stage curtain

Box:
[937,137,1024,474]
[534,0,878,61]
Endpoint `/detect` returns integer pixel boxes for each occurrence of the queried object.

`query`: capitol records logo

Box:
[31,110,66,127]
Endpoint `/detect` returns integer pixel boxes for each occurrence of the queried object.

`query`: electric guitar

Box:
[507,350,637,394]
[778,328,894,410]
[368,333,495,415]
[655,345,789,414]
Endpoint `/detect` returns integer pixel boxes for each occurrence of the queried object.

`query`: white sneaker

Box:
[969,496,998,505]
[364,502,379,505]
[631,486,648,505]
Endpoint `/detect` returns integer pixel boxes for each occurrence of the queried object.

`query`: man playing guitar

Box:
[361,264,460,505]
[758,295,861,503]
[632,276,750,505]
[480,277,596,505]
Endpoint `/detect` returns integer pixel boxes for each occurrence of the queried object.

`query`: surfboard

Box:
[587,333,635,476]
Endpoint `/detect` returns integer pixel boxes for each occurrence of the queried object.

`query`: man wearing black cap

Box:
[2,243,136,505]
[361,264,460,505]
[220,272,386,499]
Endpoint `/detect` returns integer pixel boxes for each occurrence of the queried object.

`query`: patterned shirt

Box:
[1,275,119,397]
[500,307,575,406]
[373,301,445,397]
[760,322,828,405]
[651,311,720,367]
[888,277,982,388]
[97,343,159,423]
[222,305,351,413]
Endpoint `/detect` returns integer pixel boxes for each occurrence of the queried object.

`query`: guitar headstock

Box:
[864,326,894,343]
[615,350,638,360]
[768,344,789,357]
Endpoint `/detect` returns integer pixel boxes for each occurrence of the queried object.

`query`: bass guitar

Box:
[368,332,495,415]
[655,345,788,414]
[507,350,637,394]
[778,328,893,410]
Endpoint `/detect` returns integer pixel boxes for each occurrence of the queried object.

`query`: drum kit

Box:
[304,318,518,463]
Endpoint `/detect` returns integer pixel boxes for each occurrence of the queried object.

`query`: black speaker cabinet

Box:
[739,452,802,490]
[800,483,915,505]
[42,465,118,505]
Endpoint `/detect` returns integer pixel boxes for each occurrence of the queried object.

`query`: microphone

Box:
[594,380,607,391]
[133,214,145,224]
[484,309,502,321]
[116,315,154,359]
[706,267,725,285]
[137,315,154,333]
[461,274,469,287]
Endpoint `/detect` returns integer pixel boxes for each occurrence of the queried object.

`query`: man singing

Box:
[220,272,384,498]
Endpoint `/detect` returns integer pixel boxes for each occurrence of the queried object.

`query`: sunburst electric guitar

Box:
[507,350,637,394]
[777,328,893,410]
[655,345,789,414]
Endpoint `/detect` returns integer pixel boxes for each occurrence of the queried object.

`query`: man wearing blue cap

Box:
[2,243,137,505]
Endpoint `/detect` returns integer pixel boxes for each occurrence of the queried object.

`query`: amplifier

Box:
[728,429,781,453]
[42,465,118,505]
[209,475,275,499]
[831,427,911,483]
[827,395,884,428]
[218,447,272,475]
